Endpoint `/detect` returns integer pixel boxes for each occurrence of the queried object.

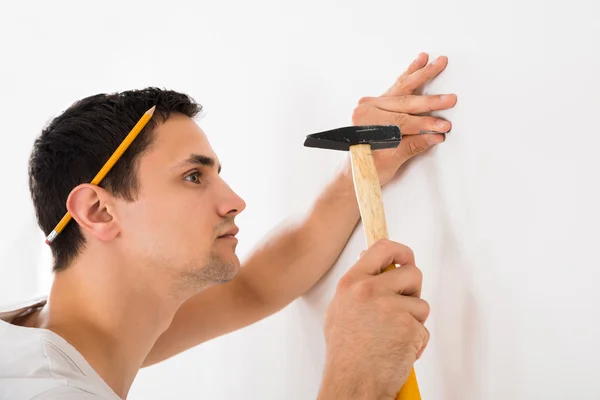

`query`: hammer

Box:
[304,125,421,400]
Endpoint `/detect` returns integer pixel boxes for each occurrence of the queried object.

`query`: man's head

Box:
[28,87,246,290]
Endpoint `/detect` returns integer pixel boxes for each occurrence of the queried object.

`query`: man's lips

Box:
[218,226,239,238]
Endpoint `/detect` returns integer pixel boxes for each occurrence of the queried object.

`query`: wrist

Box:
[331,157,359,199]
[336,155,354,186]
[318,358,390,400]
[308,158,359,220]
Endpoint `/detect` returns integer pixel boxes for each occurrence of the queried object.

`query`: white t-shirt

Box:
[0,297,121,400]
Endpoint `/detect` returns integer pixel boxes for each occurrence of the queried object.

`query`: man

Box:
[0,52,456,399]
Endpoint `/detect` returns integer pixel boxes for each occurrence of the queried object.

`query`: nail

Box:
[432,56,445,65]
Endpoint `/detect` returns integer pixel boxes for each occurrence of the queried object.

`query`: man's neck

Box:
[38,249,188,399]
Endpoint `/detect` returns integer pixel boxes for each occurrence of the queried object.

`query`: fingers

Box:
[384,54,449,97]
[361,93,457,115]
[382,53,429,97]
[395,135,445,163]
[374,263,424,298]
[397,114,452,135]
[397,56,449,96]
[349,239,415,276]
[403,52,429,77]
[415,324,430,360]
[394,302,430,360]
[352,104,452,134]
[396,53,429,82]
[395,296,430,324]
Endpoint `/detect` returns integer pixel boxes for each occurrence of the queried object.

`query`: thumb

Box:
[399,133,445,160]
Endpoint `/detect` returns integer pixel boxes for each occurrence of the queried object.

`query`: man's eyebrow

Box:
[177,154,222,173]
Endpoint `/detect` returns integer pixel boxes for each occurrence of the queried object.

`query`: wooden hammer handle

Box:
[349,144,422,400]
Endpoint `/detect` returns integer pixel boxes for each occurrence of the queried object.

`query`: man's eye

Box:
[184,171,202,184]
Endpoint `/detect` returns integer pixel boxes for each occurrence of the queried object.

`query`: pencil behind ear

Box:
[66,184,120,242]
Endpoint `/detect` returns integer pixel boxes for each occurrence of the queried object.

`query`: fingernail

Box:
[437,120,448,128]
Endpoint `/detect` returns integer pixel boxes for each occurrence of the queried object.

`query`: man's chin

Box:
[216,256,241,283]
[225,264,240,282]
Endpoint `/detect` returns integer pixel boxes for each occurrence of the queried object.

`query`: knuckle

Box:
[397,311,417,330]
[336,273,354,291]
[422,98,435,113]
[392,113,407,127]
[352,280,376,302]
[407,140,420,155]
[376,298,397,318]
[401,244,415,260]
[372,238,392,251]
[396,95,408,107]
[351,105,368,125]
[357,96,373,105]
[373,239,414,258]
[406,264,423,284]
[406,138,428,156]
[396,95,415,112]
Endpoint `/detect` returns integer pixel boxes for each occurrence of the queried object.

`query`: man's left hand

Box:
[350,52,457,185]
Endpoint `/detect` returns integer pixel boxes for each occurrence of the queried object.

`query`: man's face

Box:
[114,114,246,291]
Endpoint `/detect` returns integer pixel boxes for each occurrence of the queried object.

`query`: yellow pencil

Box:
[45,105,156,245]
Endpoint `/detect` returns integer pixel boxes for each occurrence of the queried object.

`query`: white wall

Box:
[1,0,599,399]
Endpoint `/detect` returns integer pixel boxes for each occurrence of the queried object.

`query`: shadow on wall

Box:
[422,150,481,400]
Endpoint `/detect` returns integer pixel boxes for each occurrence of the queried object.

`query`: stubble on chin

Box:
[173,250,240,295]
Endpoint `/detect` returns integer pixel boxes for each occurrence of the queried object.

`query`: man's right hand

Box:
[318,239,430,400]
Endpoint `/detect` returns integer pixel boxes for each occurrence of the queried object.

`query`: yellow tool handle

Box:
[349,144,421,400]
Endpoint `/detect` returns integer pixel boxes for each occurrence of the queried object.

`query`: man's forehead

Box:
[147,114,218,165]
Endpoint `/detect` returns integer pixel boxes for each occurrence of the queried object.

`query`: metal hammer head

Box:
[303,125,401,151]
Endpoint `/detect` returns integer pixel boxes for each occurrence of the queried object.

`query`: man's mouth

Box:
[218,226,239,239]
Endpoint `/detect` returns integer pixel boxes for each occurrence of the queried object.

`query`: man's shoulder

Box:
[0,297,79,379]
[0,322,84,400]
[0,296,47,323]
[0,298,118,400]
[0,308,52,379]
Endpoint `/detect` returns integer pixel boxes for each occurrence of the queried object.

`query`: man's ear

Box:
[65,184,120,242]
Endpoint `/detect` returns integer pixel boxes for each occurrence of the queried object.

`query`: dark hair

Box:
[28,87,202,272]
